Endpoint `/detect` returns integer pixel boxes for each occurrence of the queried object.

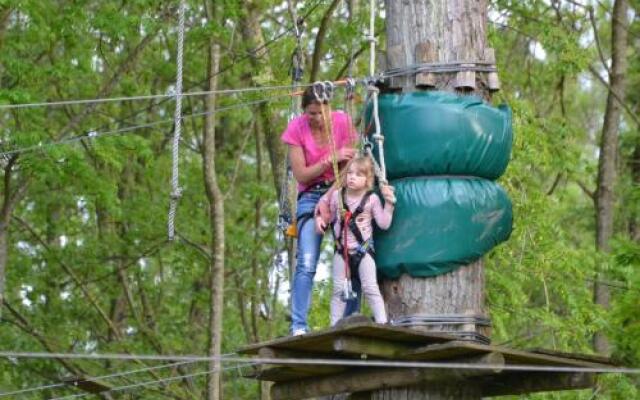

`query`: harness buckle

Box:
[342,279,358,301]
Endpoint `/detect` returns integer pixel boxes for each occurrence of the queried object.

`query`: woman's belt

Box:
[305,180,334,193]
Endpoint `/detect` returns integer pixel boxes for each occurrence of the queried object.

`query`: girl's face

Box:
[346,163,369,191]
[304,103,325,130]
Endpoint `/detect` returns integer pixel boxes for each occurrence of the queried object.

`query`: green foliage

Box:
[0,1,638,399]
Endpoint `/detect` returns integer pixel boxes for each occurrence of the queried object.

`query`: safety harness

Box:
[333,189,375,300]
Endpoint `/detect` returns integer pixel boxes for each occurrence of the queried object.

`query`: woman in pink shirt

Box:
[281,86,356,335]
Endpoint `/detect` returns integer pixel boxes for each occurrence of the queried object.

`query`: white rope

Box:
[1,352,638,375]
[0,361,196,397]
[0,93,299,158]
[365,0,387,184]
[167,0,186,241]
[48,362,254,400]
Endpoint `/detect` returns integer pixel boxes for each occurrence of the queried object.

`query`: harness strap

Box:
[335,189,373,249]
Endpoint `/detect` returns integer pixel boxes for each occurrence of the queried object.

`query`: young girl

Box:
[315,156,396,325]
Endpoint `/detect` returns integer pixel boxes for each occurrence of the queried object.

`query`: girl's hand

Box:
[336,147,355,163]
[380,184,396,205]
[315,215,328,234]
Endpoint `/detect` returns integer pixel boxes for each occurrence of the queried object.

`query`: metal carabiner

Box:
[323,80,335,101]
[312,81,326,102]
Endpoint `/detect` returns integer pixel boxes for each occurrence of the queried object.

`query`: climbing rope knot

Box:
[364,34,377,44]
[170,187,183,200]
[345,78,356,100]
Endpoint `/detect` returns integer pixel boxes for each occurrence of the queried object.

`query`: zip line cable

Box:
[0,85,305,111]
[1,352,638,375]
[49,362,255,400]
[1,352,239,398]
[0,360,197,397]
[0,92,296,158]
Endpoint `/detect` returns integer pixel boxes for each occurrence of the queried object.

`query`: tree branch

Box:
[310,0,342,81]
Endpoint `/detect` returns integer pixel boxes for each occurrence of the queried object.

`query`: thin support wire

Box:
[167,0,186,241]
[0,93,300,158]
[1,352,639,375]
[0,361,196,397]
[49,362,254,400]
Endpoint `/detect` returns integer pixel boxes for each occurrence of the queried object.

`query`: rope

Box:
[381,61,498,79]
[1,352,639,375]
[0,85,312,111]
[167,0,186,241]
[363,0,387,185]
[0,93,295,158]
[314,81,344,214]
[0,360,197,397]
[0,0,325,112]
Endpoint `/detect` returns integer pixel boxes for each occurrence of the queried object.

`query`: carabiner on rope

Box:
[323,80,335,101]
[312,81,326,102]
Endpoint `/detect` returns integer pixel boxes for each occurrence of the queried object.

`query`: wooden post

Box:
[379,1,495,398]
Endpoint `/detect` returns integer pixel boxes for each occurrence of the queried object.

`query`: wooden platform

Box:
[239,322,615,400]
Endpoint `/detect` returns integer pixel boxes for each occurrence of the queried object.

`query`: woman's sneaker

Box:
[292,329,307,336]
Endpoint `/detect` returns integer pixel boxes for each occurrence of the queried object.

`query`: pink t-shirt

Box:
[281,111,355,192]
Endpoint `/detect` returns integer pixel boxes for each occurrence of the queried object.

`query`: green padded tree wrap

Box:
[374,177,512,278]
[370,91,512,180]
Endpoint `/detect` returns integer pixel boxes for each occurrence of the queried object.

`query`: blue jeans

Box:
[290,191,360,333]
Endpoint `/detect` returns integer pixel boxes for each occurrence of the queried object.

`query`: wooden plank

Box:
[498,347,613,368]
[238,322,454,355]
[415,41,437,88]
[484,47,500,91]
[482,372,595,397]
[249,364,346,382]
[271,353,504,400]
[408,341,613,368]
[406,340,488,361]
[528,348,614,365]
[333,335,414,359]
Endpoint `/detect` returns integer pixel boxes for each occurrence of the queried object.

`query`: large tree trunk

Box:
[593,0,629,356]
[240,0,286,199]
[629,141,640,241]
[378,1,493,398]
[0,155,28,320]
[204,3,225,400]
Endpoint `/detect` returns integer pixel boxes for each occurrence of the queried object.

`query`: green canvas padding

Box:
[368,91,512,180]
[374,177,512,278]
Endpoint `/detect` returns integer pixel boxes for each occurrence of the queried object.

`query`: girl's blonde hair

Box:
[341,155,375,190]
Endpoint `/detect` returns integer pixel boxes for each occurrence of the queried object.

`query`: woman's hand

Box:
[336,147,355,163]
[380,184,396,205]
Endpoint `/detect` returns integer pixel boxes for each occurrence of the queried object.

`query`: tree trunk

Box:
[593,0,629,356]
[204,3,225,400]
[378,1,493,398]
[240,0,286,199]
[629,141,640,241]
[0,155,28,320]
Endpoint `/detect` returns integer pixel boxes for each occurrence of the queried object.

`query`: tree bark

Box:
[0,155,29,319]
[239,0,286,199]
[378,1,493,398]
[593,0,629,356]
[629,141,640,241]
[204,3,225,400]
